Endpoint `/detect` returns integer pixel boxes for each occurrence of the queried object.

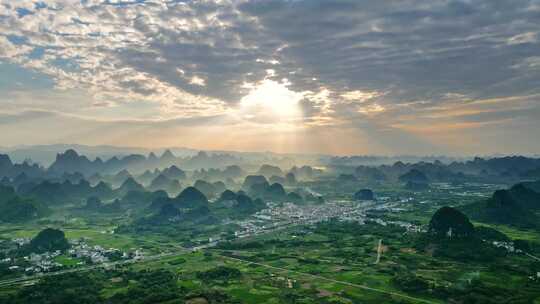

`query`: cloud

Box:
[340,90,383,103]
[0,35,32,58]
[507,32,538,45]
[1,0,540,154]
[189,75,206,87]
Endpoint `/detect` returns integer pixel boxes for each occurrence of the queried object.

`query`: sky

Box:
[1,0,540,156]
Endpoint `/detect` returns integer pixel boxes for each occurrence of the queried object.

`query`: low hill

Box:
[194,180,217,198]
[257,164,283,178]
[428,207,475,238]
[149,174,181,194]
[117,177,145,195]
[242,175,268,191]
[354,189,375,201]
[0,185,47,222]
[462,180,540,229]
[214,190,267,218]
[399,169,429,183]
[23,228,70,254]
[176,187,209,208]
[416,207,507,262]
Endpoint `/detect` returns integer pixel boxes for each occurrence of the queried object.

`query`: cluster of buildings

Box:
[23,251,64,273]
[2,250,64,274]
[370,218,424,233]
[223,196,430,243]
[1,238,139,276]
[12,238,30,247]
[68,239,130,264]
[193,195,427,249]
[491,241,523,253]
[269,273,298,289]
[529,272,540,282]
[233,201,378,238]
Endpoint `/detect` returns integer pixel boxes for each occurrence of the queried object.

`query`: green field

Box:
[1,182,539,304]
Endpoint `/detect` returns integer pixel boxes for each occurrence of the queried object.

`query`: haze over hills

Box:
[1,146,540,303]
[0,144,328,168]
[0,144,226,166]
[2,0,540,302]
[0,143,507,168]
[2,147,540,185]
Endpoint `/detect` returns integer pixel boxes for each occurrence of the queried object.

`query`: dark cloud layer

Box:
[239,0,540,103]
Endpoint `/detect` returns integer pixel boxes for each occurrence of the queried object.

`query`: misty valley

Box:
[0,148,539,303]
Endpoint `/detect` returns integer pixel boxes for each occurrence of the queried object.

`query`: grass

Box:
[54,255,81,267]
[474,222,540,242]
[0,223,176,253]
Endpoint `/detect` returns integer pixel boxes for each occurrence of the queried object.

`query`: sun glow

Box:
[240,79,303,117]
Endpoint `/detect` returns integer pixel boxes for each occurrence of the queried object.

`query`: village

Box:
[1,237,141,275]
[232,197,422,239]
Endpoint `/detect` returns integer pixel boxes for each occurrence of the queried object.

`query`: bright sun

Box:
[240,79,303,117]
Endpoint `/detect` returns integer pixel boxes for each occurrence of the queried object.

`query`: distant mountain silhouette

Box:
[289,166,315,180]
[119,190,167,210]
[83,196,103,210]
[214,190,267,217]
[463,180,540,229]
[0,185,47,223]
[257,164,283,178]
[176,187,209,208]
[115,169,132,180]
[160,149,176,162]
[144,187,212,224]
[285,172,297,185]
[399,169,429,183]
[117,177,145,196]
[223,165,243,179]
[149,174,181,194]
[287,192,303,204]
[44,149,185,177]
[266,183,286,199]
[354,189,375,201]
[0,153,45,179]
[19,180,111,205]
[162,165,186,180]
[158,203,182,218]
[242,175,268,191]
[269,175,286,185]
[48,149,95,175]
[137,169,159,185]
[218,190,237,202]
[354,166,387,182]
[235,194,266,214]
[0,154,13,171]
[213,181,226,194]
[192,180,215,198]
